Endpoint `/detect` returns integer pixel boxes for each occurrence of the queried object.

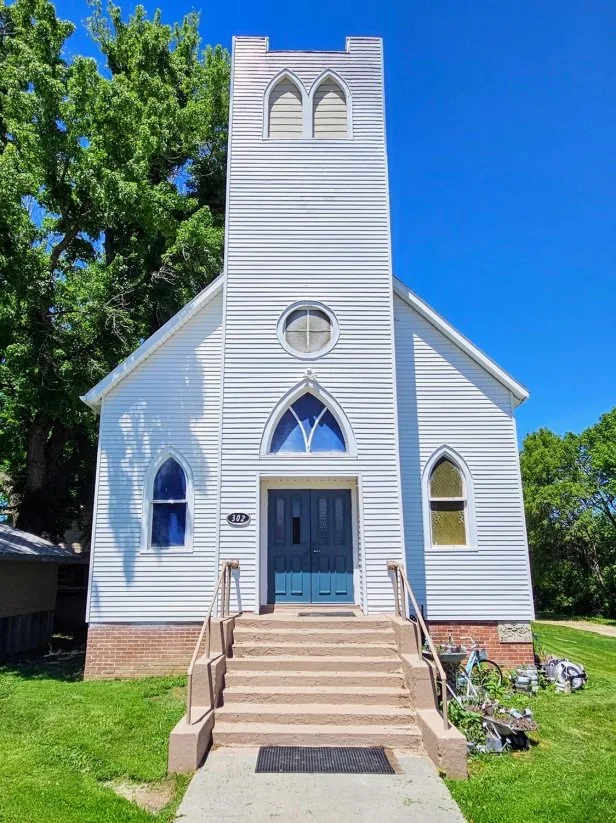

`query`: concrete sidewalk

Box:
[174,748,465,823]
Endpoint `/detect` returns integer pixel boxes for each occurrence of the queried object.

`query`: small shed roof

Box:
[0,524,80,562]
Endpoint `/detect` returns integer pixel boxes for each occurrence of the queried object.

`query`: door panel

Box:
[268,490,311,602]
[267,489,353,604]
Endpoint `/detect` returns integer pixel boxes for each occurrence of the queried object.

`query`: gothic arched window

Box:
[428,456,468,547]
[270,393,346,454]
[146,455,190,549]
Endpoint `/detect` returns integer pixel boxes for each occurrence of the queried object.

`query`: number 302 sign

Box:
[227,512,250,526]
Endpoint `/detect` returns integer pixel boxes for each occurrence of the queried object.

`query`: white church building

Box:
[82,36,535,681]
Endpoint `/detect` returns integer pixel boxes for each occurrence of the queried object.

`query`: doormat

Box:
[255,746,395,774]
[297,611,356,617]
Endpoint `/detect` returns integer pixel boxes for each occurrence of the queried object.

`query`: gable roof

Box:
[393,276,529,405]
[81,272,528,412]
[0,524,80,562]
[81,274,224,412]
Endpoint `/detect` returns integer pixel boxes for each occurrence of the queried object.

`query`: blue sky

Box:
[56,0,616,440]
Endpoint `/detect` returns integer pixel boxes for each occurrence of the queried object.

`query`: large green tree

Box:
[0,0,229,537]
[521,408,616,617]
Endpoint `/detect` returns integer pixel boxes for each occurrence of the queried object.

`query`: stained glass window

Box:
[151,457,188,548]
[269,394,346,454]
[429,457,467,546]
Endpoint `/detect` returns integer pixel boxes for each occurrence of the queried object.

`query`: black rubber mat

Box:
[255,746,395,774]
[297,611,356,617]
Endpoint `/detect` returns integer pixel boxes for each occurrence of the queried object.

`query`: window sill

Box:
[139,546,194,556]
[263,452,358,459]
[424,545,479,554]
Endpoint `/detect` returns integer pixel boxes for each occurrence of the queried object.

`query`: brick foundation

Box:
[428,621,534,669]
[84,623,201,679]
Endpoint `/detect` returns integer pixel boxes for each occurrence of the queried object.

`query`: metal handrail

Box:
[186,559,239,725]
[387,560,449,730]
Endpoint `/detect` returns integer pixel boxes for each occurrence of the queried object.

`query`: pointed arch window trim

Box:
[421,446,477,553]
[260,380,358,458]
[307,70,353,140]
[262,69,353,140]
[140,447,194,554]
[263,69,309,139]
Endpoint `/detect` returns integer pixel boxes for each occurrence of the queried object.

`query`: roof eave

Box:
[392,277,529,405]
[81,274,224,411]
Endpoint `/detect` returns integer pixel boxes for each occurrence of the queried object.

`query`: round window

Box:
[278,303,339,358]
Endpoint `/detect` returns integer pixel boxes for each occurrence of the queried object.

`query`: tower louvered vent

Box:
[268,78,303,138]
[313,79,347,138]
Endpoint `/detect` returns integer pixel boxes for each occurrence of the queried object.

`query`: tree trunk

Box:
[15,413,70,538]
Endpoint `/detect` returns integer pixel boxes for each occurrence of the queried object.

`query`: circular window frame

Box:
[277,301,340,360]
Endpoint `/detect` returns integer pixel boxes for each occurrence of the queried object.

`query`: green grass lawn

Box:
[0,653,188,823]
[447,623,616,823]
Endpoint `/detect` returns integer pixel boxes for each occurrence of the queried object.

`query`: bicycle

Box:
[451,636,503,700]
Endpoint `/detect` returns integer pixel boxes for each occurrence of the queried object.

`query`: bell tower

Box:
[217,37,405,613]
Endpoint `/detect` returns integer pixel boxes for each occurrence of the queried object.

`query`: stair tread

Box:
[226,670,403,677]
[233,642,397,649]
[217,703,412,716]
[214,722,420,733]
[224,685,407,695]
[234,627,393,635]
[227,654,402,673]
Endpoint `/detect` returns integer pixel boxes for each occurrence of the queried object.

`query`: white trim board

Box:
[392,277,529,405]
[80,274,224,411]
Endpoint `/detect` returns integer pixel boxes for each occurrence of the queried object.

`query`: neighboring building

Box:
[81,36,534,680]
[0,524,80,658]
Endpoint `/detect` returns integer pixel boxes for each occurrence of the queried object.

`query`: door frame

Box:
[256,474,364,612]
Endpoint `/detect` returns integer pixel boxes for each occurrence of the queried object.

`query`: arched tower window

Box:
[270,393,346,454]
[142,451,193,551]
[313,78,347,138]
[268,76,303,138]
[428,456,468,547]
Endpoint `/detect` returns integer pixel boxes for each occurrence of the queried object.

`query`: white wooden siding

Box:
[219,37,404,613]
[268,79,303,137]
[88,294,223,622]
[313,80,347,138]
[394,294,534,621]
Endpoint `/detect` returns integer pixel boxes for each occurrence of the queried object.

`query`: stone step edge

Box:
[216,703,414,716]
[225,670,405,678]
[226,655,403,666]
[223,685,408,696]
[212,722,423,745]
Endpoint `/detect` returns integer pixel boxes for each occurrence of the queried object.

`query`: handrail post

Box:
[387,560,449,731]
[185,559,240,726]
[387,560,401,616]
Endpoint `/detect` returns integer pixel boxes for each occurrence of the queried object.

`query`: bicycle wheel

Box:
[468,659,503,692]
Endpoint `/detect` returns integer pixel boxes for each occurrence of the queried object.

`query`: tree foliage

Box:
[521,408,616,617]
[0,0,229,537]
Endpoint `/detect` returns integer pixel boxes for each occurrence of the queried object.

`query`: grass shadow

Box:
[0,648,85,682]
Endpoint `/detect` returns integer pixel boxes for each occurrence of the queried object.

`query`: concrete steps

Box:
[211,612,422,751]
[225,654,402,672]
[225,670,406,688]
[223,685,411,706]
[213,722,423,748]
[216,703,413,726]
[232,642,398,658]
[232,627,394,644]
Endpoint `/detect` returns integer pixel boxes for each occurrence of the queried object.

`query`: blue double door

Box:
[267,489,354,604]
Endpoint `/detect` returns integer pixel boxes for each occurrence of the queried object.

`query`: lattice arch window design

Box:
[267,74,303,138]
[142,450,193,552]
[312,76,348,138]
[270,393,347,454]
[425,451,474,549]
